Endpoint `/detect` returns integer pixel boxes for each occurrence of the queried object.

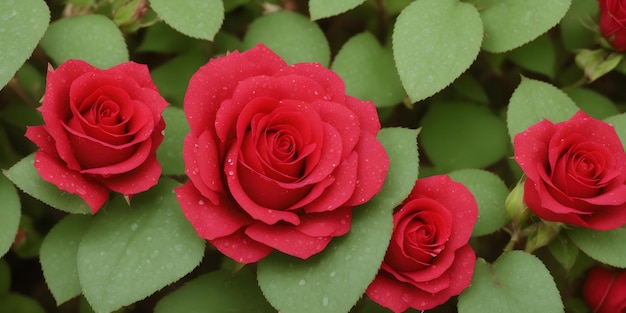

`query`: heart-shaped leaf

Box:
[393,0,482,102]
[257,127,419,313]
[149,0,224,41]
[77,179,205,313]
[0,0,50,89]
[309,0,366,20]
[458,251,564,313]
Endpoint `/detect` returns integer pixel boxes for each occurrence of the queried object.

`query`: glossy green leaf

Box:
[506,78,578,141]
[0,294,45,313]
[309,0,366,20]
[150,50,208,106]
[458,251,564,313]
[421,101,509,171]
[77,179,205,313]
[563,87,619,119]
[393,0,482,102]
[560,0,598,51]
[40,14,128,69]
[332,32,405,108]
[603,113,626,146]
[157,106,189,176]
[477,0,571,53]
[0,174,20,258]
[568,227,626,268]
[40,215,92,305]
[508,34,556,79]
[243,11,330,66]
[3,154,92,214]
[149,0,223,41]
[0,0,49,89]
[258,127,419,313]
[449,169,510,237]
[155,268,275,313]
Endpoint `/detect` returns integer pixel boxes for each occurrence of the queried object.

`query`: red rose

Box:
[25,60,167,213]
[513,111,626,230]
[175,44,389,263]
[583,266,626,313]
[366,175,477,312]
[598,0,626,50]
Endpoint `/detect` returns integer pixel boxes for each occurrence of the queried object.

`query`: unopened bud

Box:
[505,181,529,227]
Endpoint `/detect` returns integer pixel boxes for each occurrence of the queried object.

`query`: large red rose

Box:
[583,266,626,313]
[513,111,626,230]
[175,44,389,263]
[25,60,167,213]
[598,0,626,51]
[366,175,477,312]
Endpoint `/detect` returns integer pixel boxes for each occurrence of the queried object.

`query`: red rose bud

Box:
[366,175,478,312]
[583,266,626,313]
[513,111,626,230]
[598,0,626,51]
[25,60,168,213]
[175,44,389,263]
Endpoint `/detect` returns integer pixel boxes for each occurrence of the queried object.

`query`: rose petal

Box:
[25,126,56,156]
[366,273,414,313]
[210,229,273,264]
[346,132,389,206]
[277,62,347,104]
[296,206,351,237]
[99,156,161,195]
[343,96,381,136]
[175,182,252,240]
[33,150,109,213]
[245,223,331,259]
[304,151,358,213]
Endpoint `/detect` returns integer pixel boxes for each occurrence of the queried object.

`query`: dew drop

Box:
[298,279,306,286]
[198,199,205,205]
[322,296,329,306]
[130,223,138,231]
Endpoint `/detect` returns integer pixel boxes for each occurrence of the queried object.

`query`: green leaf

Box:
[560,0,598,51]
[451,73,489,104]
[477,0,571,53]
[331,32,405,108]
[157,106,189,176]
[40,215,92,305]
[568,227,626,268]
[548,234,579,272]
[257,127,419,313]
[243,11,330,66]
[603,113,626,146]
[149,0,224,41]
[506,78,578,141]
[77,179,205,313]
[392,0,483,102]
[150,50,208,106]
[136,22,205,54]
[3,154,92,214]
[0,294,45,313]
[563,87,619,120]
[40,14,129,69]
[0,174,20,258]
[154,267,275,313]
[309,0,366,20]
[458,251,564,313]
[0,0,50,89]
[508,34,556,79]
[449,169,510,237]
[421,101,509,171]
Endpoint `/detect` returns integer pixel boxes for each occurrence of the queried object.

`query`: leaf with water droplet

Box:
[154,267,274,313]
[0,0,50,89]
[77,178,205,313]
[257,127,419,313]
[568,227,626,268]
[3,154,91,214]
[40,215,92,305]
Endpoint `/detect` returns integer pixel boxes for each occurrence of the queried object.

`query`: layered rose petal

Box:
[366,175,478,312]
[584,266,626,313]
[26,59,168,213]
[599,0,626,50]
[176,44,389,262]
[514,111,626,229]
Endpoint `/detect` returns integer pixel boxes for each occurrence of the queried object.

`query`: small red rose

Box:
[514,111,626,230]
[175,44,389,263]
[583,266,626,313]
[366,175,477,312]
[598,0,626,51]
[26,60,168,213]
